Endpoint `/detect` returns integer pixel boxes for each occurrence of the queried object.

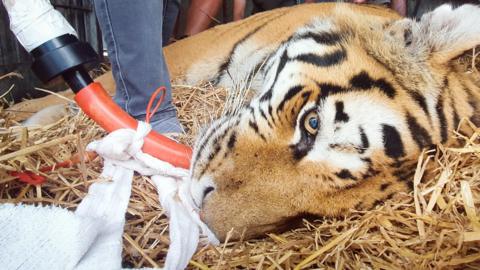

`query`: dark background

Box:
[0,0,478,104]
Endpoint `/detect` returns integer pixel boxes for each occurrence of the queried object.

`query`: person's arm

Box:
[233,0,246,21]
[184,0,223,36]
[391,0,407,17]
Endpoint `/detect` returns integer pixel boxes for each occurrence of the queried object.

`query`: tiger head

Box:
[189,4,480,241]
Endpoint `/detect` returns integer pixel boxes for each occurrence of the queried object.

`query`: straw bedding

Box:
[0,51,479,269]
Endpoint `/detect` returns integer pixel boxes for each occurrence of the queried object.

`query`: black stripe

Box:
[277,85,304,112]
[259,107,268,120]
[382,124,405,159]
[249,106,265,140]
[316,72,397,101]
[215,24,263,83]
[294,32,342,46]
[259,108,273,129]
[374,79,396,98]
[203,187,214,199]
[208,144,222,161]
[362,166,380,178]
[334,101,349,122]
[336,169,357,181]
[192,118,229,169]
[465,86,478,112]
[349,71,396,98]
[193,116,241,177]
[404,27,413,46]
[380,182,391,191]
[435,93,448,143]
[471,114,480,126]
[249,120,266,141]
[393,168,415,182]
[359,126,369,150]
[406,113,433,149]
[462,82,480,126]
[197,124,240,179]
[372,199,383,208]
[227,131,237,149]
[260,49,289,102]
[361,157,372,164]
[393,165,416,190]
[372,192,396,208]
[350,72,374,89]
[268,104,276,125]
[215,12,288,84]
[209,126,233,161]
[407,90,430,118]
[391,159,405,169]
[316,83,345,101]
[301,91,312,103]
[198,129,231,178]
[354,202,363,210]
[450,85,461,130]
[294,47,347,68]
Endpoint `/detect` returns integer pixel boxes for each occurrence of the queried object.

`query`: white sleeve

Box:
[1,0,77,52]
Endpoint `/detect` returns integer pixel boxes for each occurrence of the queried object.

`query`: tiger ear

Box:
[396,4,480,64]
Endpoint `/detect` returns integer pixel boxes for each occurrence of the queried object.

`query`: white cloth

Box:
[2,0,77,52]
[0,122,218,270]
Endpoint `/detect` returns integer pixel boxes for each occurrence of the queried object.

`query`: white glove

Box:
[2,0,77,52]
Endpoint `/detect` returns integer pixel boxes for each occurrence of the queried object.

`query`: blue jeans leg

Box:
[162,0,181,46]
[94,0,182,133]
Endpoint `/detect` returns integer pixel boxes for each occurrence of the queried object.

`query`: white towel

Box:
[0,122,218,270]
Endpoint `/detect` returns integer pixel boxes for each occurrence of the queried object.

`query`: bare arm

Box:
[185,0,223,36]
[391,0,407,16]
[233,0,246,21]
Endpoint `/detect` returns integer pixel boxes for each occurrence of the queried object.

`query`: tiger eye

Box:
[304,111,319,134]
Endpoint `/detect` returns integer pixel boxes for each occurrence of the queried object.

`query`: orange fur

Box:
[12,3,480,242]
[191,3,480,240]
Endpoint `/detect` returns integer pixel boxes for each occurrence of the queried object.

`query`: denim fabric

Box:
[94,0,182,133]
[162,0,181,46]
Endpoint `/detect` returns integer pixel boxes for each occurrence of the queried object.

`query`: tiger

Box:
[11,3,480,241]
[180,3,480,241]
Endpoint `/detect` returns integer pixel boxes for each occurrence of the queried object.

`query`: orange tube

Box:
[74,82,192,169]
